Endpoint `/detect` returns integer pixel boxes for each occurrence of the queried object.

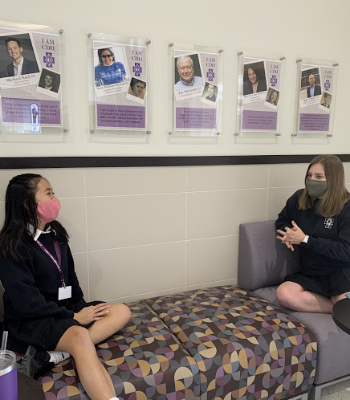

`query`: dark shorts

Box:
[6,301,103,353]
[285,268,350,297]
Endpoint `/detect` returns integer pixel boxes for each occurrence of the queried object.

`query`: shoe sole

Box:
[18,345,37,378]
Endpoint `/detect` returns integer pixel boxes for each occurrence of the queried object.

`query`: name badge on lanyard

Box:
[59,285,72,300]
[36,239,72,301]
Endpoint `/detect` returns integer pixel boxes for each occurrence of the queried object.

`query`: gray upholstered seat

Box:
[238,220,350,387]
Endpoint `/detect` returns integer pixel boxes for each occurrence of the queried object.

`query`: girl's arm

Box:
[0,257,74,320]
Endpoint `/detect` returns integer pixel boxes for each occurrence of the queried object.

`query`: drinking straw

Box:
[1,330,8,351]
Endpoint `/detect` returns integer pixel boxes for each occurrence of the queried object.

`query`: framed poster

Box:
[236,54,285,136]
[0,20,68,140]
[170,43,223,137]
[89,32,150,137]
[295,61,337,135]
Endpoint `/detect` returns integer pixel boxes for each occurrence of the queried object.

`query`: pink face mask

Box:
[36,198,61,224]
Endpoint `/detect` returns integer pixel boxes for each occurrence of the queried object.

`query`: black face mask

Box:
[306,178,327,198]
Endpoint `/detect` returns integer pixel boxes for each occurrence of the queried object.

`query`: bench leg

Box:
[309,376,350,400]
[308,385,321,400]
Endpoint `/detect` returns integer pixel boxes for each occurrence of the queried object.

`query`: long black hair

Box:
[0,173,69,262]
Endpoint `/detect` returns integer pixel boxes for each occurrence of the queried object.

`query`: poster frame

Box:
[235,51,285,138]
[0,19,69,143]
[293,58,338,138]
[87,32,151,144]
[168,41,223,138]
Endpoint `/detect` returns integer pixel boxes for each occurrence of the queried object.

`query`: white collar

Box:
[28,224,51,241]
[13,57,24,68]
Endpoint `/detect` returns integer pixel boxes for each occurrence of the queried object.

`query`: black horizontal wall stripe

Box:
[1,154,350,169]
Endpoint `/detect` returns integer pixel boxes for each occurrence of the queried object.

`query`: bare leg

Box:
[88,303,131,345]
[55,326,115,400]
[86,303,131,396]
[276,281,333,313]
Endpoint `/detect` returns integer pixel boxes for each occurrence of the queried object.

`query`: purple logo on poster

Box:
[207,69,215,81]
[270,75,277,86]
[31,103,39,124]
[133,63,142,77]
[43,52,55,68]
[30,103,40,132]
[324,80,331,91]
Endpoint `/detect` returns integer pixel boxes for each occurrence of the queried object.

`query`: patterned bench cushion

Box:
[146,286,317,400]
[36,301,200,400]
[17,286,317,400]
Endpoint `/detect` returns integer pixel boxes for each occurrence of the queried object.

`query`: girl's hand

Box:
[276,220,306,248]
[73,303,111,325]
[276,234,295,251]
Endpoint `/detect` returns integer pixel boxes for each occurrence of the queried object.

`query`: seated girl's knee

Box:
[276,285,284,299]
[109,303,131,329]
[68,325,92,345]
[122,304,132,321]
[276,286,291,307]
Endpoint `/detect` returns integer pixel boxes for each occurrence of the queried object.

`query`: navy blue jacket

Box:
[0,232,84,321]
[276,189,350,276]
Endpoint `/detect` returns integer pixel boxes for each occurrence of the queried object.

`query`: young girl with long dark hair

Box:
[0,173,131,400]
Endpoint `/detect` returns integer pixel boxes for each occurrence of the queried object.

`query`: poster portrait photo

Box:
[243,61,267,96]
[0,33,39,78]
[300,68,321,99]
[127,78,146,100]
[174,53,203,91]
[38,68,60,93]
[320,92,332,109]
[202,82,217,102]
[126,77,147,104]
[94,46,128,87]
[265,88,279,106]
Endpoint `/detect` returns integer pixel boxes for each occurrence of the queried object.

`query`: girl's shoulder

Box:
[287,189,304,205]
[294,188,304,197]
[340,198,350,215]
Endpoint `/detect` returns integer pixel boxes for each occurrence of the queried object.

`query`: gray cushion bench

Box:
[238,220,350,400]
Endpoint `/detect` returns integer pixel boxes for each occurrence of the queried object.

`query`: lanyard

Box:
[36,239,66,287]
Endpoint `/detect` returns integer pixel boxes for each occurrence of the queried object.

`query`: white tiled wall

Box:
[2,162,347,306]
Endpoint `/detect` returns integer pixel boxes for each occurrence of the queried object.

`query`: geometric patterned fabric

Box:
[146,286,317,400]
[36,301,199,400]
[19,285,317,400]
